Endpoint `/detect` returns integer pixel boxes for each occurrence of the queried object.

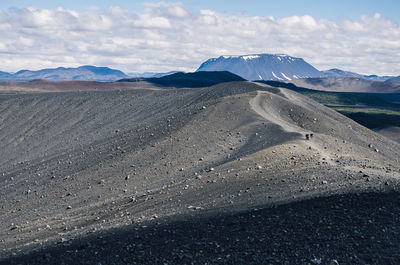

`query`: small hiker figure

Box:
[305,134,310,140]
[310,133,314,139]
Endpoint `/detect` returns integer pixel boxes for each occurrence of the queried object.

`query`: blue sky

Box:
[2,0,400,23]
[0,0,399,75]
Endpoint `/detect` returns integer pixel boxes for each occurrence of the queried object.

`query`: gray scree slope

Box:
[0,82,399,264]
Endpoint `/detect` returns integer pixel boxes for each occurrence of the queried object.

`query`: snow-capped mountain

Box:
[196,54,322,81]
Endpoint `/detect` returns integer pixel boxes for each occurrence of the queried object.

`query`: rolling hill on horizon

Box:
[0,65,128,82]
[386,76,400,84]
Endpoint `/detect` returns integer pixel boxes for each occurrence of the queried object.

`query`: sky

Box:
[0,0,399,75]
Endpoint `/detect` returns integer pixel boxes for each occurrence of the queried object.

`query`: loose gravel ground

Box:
[0,82,399,264]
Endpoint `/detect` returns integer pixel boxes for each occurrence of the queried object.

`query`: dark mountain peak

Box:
[119,71,246,88]
[15,70,29,74]
[327,68,347,73]
[78,65,126,76]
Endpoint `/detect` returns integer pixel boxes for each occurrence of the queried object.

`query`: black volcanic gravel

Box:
[3,192,400,265]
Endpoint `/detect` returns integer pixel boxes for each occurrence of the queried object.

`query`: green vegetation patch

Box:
[301,91,395,107]
[332,107,400,116]
[262,80,400,129]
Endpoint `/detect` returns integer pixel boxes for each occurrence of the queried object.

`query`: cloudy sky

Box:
[0,0,399,75]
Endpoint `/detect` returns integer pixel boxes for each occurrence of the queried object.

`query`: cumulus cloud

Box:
[0,4,399,75]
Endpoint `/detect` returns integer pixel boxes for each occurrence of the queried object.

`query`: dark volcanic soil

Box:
[4,192,400,265]
[0,81,399,264]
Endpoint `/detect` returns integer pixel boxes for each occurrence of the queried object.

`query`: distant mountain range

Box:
[321,68,394,82]
[0,66,181,82]
[0,66,128,82]
[321,68,363,78]
[0,55,398,83]
[386,76,400,84]
[196,54,395,82]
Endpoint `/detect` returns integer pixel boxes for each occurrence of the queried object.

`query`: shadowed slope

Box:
[3,192,400,265]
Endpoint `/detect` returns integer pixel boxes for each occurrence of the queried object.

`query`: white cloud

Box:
[0,5,399,75]
[166,6,188,17]
[133,15,171,28]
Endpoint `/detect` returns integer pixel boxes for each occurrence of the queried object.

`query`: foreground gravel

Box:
[2,191,400,265]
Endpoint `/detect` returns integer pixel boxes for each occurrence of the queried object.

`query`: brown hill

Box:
[0,79,162,92]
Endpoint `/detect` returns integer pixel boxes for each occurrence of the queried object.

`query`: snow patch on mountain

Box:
[281,73,292,80]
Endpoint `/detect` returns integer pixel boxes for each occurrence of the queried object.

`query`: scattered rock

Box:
[311,257,322,264]
[188,206,203,210]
